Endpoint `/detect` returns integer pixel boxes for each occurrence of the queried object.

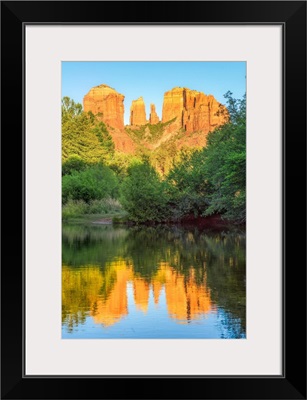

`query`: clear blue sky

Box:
[62,62,246,125]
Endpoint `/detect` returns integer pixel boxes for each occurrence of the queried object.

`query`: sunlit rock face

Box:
[82,84,228,157]
[83,84,125,130]
[149,103,160,124]
[162,87,228,134]
[130,97,147,126]
[84,84,137,153]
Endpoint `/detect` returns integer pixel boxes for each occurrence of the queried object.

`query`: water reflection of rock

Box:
[133,279,150,312]
[63,260,214,328]
[91,262,132,326]
[163,266,213,322]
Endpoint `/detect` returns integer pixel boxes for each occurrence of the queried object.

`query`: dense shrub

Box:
[62,199,87,220]
[120,161,170,223]
[62,155,88,176]
[62,164,119,204]
[85,198,123,214]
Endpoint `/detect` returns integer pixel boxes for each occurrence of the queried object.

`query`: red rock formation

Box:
[162,87,228,134]
[83,84,125,130]
[130,97,147,126]
[149,104,160,124]
[82,85,228,158]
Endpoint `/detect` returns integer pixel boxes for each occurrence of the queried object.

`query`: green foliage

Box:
[62,197,125,221]
[62,155,88,176]
[62,199,87,221]
[125,117,177,144]
[120,161,170,223]
[166,150,208,219]
[167,150,206,193]
[106,152,142,181]
[62,97,115,164]
[62,96,82,120]
[85,198,123,214]
[203,92,246,222]
[62,198,123,220]
[150,140,179,175]
[62,164,119,204]
[91,122,115,161]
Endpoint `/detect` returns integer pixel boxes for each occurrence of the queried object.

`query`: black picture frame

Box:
[1,1,306,399]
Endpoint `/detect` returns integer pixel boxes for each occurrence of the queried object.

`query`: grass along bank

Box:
[62,198,128,224]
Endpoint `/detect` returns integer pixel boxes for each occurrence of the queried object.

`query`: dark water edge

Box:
[62,222,246,339]
[113,213,245,230]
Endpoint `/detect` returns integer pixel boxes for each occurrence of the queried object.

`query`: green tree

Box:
[91,122,115,162]
[203,92,246,222]
[166,149,209,219]
[62,96,82,121]
[62,164,119,204]
[107,152,142,181]
[62,97,115,164]
[62,155,88,176]
[120,161,170,223]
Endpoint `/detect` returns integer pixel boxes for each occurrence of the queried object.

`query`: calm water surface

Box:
[62,224,246,339]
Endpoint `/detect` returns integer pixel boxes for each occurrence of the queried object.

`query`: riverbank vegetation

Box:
[62,92,246,224]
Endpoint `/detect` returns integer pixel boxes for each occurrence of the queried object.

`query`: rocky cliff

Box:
[162,87,227,134]
[83,84,228,155]
[130,97,147,126]
[83,84,125,130]
[149,104,160,124]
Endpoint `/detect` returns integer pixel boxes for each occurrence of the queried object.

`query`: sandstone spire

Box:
[130,97,147,126]
[149,103,160,124]
[83,84,125,130]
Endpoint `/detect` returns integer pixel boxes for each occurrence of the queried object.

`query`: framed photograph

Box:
[1,1,306,399]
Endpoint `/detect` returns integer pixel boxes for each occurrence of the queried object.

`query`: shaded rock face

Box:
[130,97,147,126]
[83,84,125,130]
[149,104,160,124]
[162,87,228,134]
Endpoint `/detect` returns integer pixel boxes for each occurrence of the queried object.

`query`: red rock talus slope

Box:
[129,97,147,126]
[109,128,136,154]
[83,84,125,130]
[162,87,228,134]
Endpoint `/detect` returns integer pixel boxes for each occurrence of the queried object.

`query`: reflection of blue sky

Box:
[62,283,240,339]
[62,61,246,125]
[216,308,246,339]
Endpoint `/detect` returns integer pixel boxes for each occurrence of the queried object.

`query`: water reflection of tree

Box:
[202,234,246,336]
[62,224,129,267]
[218,310,246,339]
[62,224,245,335]
[62,265,103,332]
